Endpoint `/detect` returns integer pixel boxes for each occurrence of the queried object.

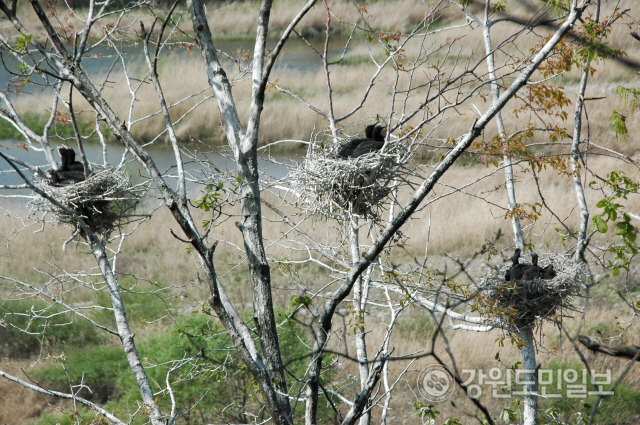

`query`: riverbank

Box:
[8,0,431,41]
[3,1,639,156]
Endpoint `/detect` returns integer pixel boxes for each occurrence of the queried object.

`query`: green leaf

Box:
[16,33,33,53]
[610,110,628,140]
[614,221,628,236]
[622,222,637,243]
[291,295,312,308]
[594,215,608,233]
[492,1,506,12]
[500,408,518,423]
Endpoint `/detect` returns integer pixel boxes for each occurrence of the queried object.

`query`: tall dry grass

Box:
[2,153,640,423]
[5,0,639,155]
[8,0,429,40]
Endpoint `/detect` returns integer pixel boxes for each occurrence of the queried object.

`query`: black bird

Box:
[540,263,556,279]
[522,253,556,280]
[505,248,527,281]
[336,124,386,159]
[516,252,557,281]
[522,252,542,281]
[46,146,88,186]
[505,248,519,281]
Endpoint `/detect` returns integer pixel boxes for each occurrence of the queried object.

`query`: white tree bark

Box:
[90,239,165,425]
[349,214,370,425]
[572,0,601,263]
[572,69,591,263]
[519,326,539,425]
[481,0,525,251]
[481,3,534,422]
[189,1,293,422]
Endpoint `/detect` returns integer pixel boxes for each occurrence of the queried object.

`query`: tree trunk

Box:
[188,2,293,423]
[571,68,591,262]
[89,237,165,425]
[482,0,524,251]
[519,326,538,425]
[349,213,370,425]
[572,0,600,263]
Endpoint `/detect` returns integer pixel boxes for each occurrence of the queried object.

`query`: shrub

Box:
[0,300,104,358]
[31,345,128,404]
[29,309,336,424]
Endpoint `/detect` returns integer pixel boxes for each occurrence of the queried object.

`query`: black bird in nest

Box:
[506,250,556,282]
[522,252,556,280]
[336,123,387,159]
[46,146,88,186]
[505,248,527,281]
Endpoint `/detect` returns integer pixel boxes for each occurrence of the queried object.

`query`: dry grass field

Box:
[2,154,640,423]
[4,0,640,153]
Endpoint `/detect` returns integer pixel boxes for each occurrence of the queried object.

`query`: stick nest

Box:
[34,168,143,235]
[290,147,400,219]
[478,254,588,328]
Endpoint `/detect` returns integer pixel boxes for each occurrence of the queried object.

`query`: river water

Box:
[0,37,344,90]
[0,140,299,208]
[0,37,339,206]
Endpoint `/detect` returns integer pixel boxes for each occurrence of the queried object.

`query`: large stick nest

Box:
[478,254,588,328]
[33,168,143,236]
[290,145,402,219]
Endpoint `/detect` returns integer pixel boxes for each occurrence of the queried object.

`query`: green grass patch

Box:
[0,300,104,358]
[92,276,173,329]
[395,307,438,338]
[0,112,112,143]
[30,309,336,424]
[331,55,374,66]
[538,360,640,425]
[31,345,128,404]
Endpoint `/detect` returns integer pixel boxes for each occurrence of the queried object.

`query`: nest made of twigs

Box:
[479,254,588,328]
[34,168,143,235]
[290,146,400,219]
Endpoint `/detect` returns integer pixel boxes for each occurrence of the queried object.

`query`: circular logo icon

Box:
[417,364,455,402]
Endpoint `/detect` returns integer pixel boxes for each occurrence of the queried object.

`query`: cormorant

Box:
[523,252,556,280]
[522,253,542,281]
[505,248,527,281]
[540,263,556,279]
[46,146,88,186]
[337,124,387,159]
[511,251,557,281]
